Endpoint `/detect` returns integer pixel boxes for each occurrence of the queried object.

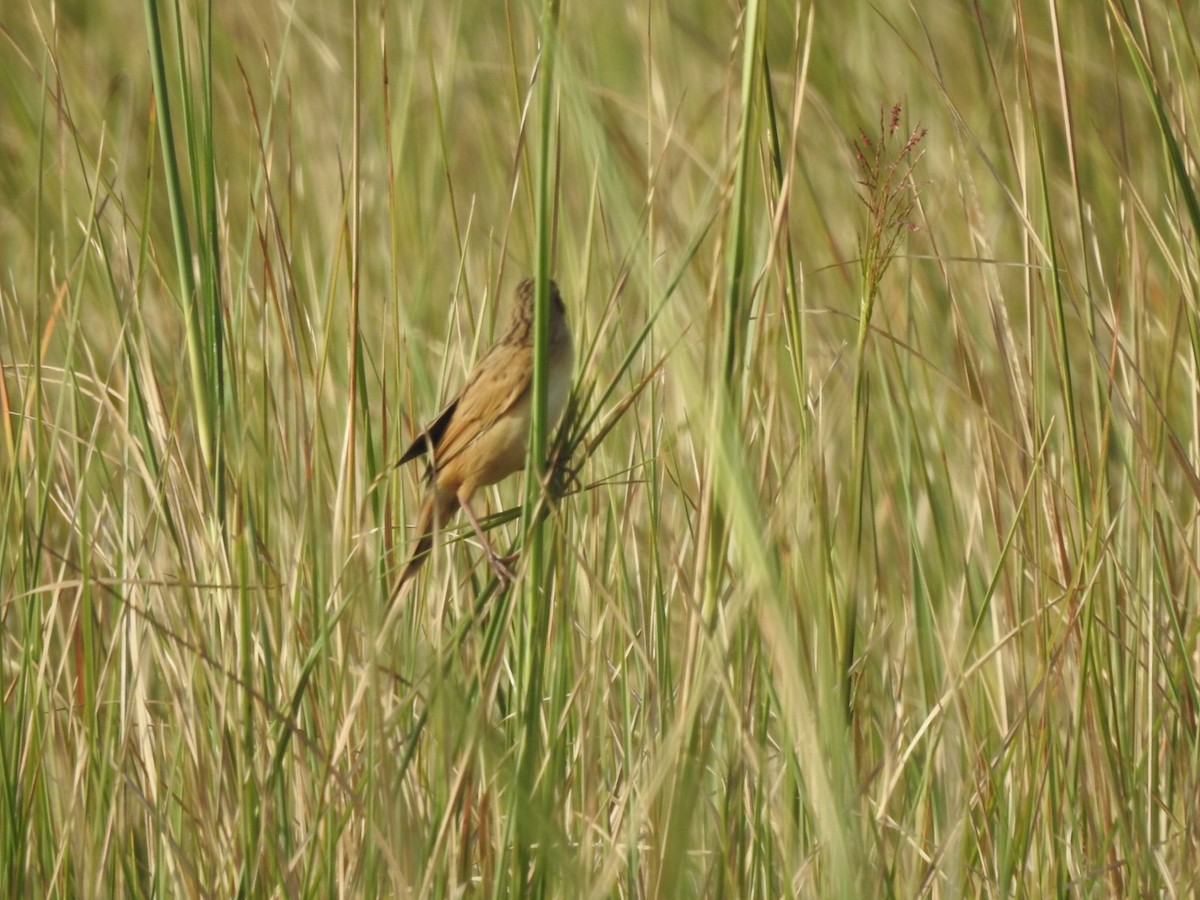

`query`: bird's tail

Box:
[398,487,459,587]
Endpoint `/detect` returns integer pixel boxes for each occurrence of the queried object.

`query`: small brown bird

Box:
[397,278,574,586]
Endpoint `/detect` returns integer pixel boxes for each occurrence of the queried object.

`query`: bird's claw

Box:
[485,549,517,585]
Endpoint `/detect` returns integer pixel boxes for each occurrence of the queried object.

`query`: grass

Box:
[3,0,1200,895]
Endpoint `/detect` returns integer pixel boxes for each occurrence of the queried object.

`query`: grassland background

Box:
[2,0,1199,896]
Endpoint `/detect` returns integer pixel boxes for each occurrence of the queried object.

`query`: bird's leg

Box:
[458,496,517,584]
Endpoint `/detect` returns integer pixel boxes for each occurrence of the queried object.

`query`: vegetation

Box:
[2,0,1198,895]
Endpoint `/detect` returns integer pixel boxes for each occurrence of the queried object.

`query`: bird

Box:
[396,278,574,587]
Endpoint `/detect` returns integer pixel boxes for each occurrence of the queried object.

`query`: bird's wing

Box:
[398,395,459,467]
[429,343,530,470]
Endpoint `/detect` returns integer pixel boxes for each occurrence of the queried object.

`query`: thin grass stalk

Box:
[141,0,214,477]
[513,0,561,890]
[196,0,228,525]
[701,0,763,629]
[1111,2,1200,379]
[848,106,926,722]
[1,53,53,895]
[1113,7,1200,884]
[1017,4,1087,533]
[761,7,814,416]
[676,0,764,891]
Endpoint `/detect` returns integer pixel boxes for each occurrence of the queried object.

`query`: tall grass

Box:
[2,0,1199,895]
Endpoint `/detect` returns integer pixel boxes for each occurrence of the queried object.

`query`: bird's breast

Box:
[546,340,574,426]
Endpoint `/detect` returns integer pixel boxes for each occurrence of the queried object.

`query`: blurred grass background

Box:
[3,0,1199,895]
